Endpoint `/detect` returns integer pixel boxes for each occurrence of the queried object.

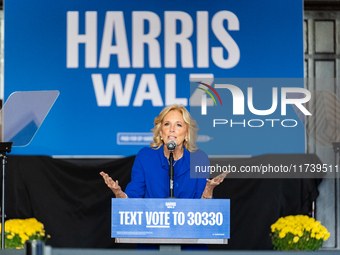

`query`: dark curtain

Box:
[4,154,322,249]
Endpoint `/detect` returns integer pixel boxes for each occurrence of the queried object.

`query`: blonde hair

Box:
[150,105,199,152]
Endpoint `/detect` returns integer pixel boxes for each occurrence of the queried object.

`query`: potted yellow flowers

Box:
[271,215,330,251]
[0,218,49,249]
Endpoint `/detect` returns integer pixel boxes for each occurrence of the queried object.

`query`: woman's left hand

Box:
[206,171,229,188]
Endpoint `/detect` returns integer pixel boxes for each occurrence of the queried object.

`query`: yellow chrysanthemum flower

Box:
[323,233,330,241]
[271,215,330,251]
[279,231,286,238]
[1,218,50,249]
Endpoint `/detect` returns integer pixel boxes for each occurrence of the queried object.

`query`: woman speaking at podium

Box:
[100,105,226,199]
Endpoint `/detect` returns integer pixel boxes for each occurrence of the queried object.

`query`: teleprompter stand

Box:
[0,90,59,249]
[0,142,12,250]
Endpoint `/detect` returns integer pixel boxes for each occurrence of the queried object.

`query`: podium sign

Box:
[111,199,230,239]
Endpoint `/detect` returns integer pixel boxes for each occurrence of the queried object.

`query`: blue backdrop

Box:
[4,0,303,156]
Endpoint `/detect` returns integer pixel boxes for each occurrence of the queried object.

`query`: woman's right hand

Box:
[100,171,127,198]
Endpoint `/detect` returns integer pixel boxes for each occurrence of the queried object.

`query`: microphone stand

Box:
[163,143,179,252]
[166,140,177,199]
[168,151,175,198]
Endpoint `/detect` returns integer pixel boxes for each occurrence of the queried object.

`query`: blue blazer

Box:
[125,145,209,198]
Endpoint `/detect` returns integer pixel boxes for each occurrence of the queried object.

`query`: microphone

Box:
[167,140,177,152]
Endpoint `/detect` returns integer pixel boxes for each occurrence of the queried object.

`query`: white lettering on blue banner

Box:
[111,198,230,239]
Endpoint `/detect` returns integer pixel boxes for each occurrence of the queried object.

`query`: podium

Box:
[112,198,230,246]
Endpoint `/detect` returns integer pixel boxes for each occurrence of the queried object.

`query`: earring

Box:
[161,137,163,140]
[185,138,188,141]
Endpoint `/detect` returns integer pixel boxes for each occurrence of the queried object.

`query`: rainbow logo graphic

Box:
[198,82,223,106]
[198,82,222,115]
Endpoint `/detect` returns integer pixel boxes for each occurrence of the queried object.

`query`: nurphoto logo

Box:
[195,80,312,128]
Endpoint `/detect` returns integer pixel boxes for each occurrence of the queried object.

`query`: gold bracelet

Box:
[202,195,212,199]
